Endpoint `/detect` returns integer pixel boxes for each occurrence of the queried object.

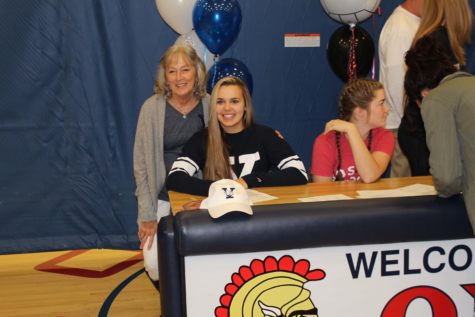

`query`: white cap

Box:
[200,179,253,218]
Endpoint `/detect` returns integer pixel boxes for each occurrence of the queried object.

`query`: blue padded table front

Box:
[157,194,473,317]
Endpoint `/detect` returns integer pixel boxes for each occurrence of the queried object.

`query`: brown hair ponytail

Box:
[334,78,381,180]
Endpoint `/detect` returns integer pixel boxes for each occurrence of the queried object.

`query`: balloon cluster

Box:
[156,0,253,94]
[320,0,380,82]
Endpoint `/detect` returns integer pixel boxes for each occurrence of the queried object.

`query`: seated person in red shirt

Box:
[166,76,308,196]
[311,78,395,183]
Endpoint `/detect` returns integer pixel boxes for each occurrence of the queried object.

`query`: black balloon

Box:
[327,25,375,82]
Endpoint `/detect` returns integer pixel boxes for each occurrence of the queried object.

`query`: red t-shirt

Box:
[311,127,395,181]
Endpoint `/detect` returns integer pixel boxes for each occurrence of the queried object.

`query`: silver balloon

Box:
[156,0,196,34]
[175,30,214,70]
[320,0,381,26]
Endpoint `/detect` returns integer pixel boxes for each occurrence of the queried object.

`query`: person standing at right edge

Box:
[404,39,475,317]
[405,34,475,247]
[378,0,424,177]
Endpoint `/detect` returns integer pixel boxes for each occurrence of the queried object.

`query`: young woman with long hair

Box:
[412,0,472,68]
[166,76,308,196]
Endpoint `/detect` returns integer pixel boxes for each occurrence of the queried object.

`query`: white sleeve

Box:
[378,16,418,128]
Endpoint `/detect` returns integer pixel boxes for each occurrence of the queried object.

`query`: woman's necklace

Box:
[168,97,197,119]
[177,105,191,118]
[181,108,190,119]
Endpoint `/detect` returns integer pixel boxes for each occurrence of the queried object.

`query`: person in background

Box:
[311,78,395,183]
[166,76,308,196]
[133,43,209,288]
[397,95,430,176]
[398,0,473,176]
[412,0,472,68]
[404,35,475,234]
[378,0,424,177]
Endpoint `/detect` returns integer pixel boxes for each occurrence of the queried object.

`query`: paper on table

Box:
[246,189,278,204]
[357,183,437,198]
[298,194,353,202]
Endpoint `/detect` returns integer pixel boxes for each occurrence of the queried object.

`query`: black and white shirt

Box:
[166,124,308,196]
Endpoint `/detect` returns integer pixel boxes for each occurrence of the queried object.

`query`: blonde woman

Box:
[133,43,209,286]
[166,76,308,196]
[412,0,472,67]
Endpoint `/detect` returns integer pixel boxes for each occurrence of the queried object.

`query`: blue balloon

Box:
[193,0,242,55]
[207,58,253,95]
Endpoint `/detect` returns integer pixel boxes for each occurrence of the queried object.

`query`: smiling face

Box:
[215,84,246,134]
[165,53,196,99]
[365,88,389,128]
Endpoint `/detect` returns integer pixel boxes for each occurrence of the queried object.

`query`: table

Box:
[168,176,434,214]
[159,176,474,317]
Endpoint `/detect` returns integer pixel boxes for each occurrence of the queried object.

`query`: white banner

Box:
[185,238,475,317]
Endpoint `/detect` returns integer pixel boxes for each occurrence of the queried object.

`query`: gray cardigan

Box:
[133,94,210,222]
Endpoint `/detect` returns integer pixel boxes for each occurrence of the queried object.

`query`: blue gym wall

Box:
[0,0,474,253]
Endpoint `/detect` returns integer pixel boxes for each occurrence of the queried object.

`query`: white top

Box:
[378,5,421,129]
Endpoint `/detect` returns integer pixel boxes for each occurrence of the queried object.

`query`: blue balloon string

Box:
[212,54,219,91]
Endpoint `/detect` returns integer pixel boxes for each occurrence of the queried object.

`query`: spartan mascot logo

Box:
[215,255,326,317]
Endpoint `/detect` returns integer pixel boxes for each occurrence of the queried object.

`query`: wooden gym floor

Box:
[0,249,161,317]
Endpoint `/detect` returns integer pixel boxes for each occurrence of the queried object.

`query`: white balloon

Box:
[156,0,196,35]
[320,0,381,26]
[175,30,214,70]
